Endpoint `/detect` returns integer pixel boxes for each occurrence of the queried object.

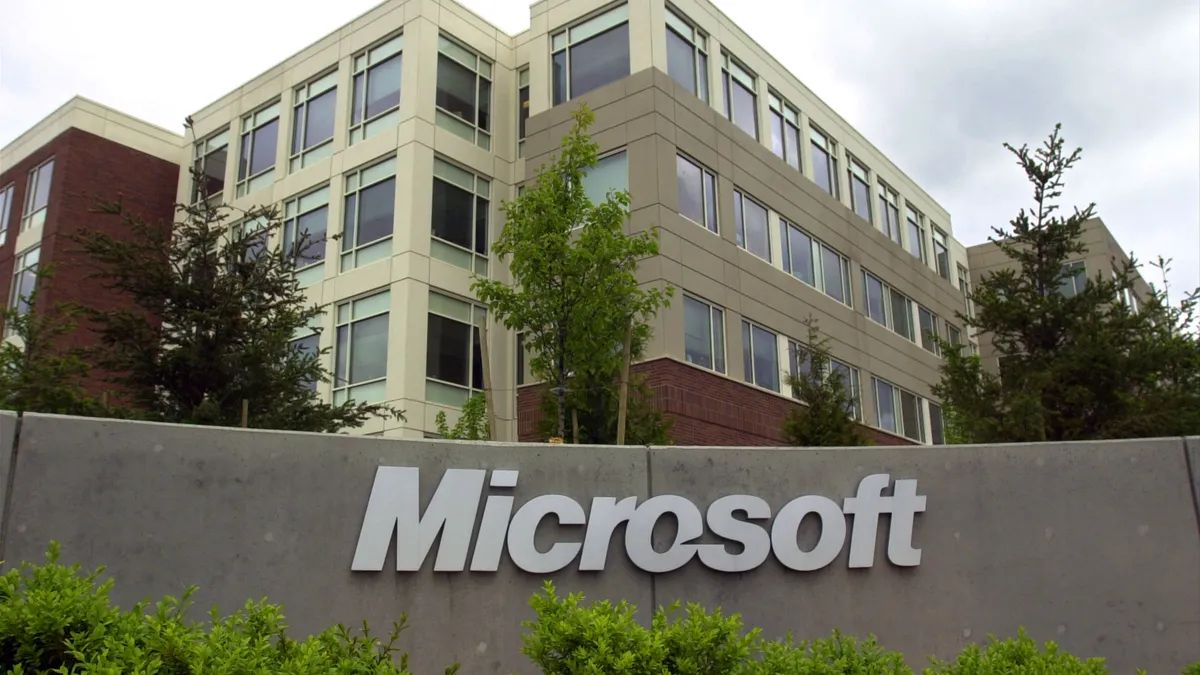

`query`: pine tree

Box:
[780,317,868,447]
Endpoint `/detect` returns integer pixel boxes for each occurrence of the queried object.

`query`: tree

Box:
[69,144,403,432]
[0,266,98,416]
[780,317,868,447]
[434,392,489,440]
[932,124,1200,443]
[472,104,672,440]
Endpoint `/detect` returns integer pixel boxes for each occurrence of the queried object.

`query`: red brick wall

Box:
[517,357,915,446]
[0,128,179,397]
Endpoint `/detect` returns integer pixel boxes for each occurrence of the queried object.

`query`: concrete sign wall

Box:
[1,412,1197,673]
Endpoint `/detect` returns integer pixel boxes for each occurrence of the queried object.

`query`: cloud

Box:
[2,0,1196,295]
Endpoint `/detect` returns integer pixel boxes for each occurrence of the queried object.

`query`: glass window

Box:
[862,271,886,326]
[932,227,950,280]
[929,402,946,445]
[192,131,228,204]
[676,154,717,233]
[22,158,55,231]
[734,190,769,263]
[878,184,901,245]
[237,102,280,197]
[517,67,530,157]
[431,157,490,275]
[7,245,40,323]
[581,150,629,209]
[947,323,962,352]
[334,290,390,405]
[290,71,337,172]
[742,320,779,392]
[1058,260,1087,298]
[721,53,758,140]
[436,35,493,151]
[283,185,330,285]
[830,359,863,421]
[905,206,926,262]
[768,93,801,171]
[350,34,404,144]
[848,158,871,223]
[873,377,897,434]
[292,329,321,391]
[551,4,630,105]
[684,295,725,373]
[820,244,849,306]
[918,306,940,355]
[810,127,838,198]
[665,6,708,102]
[957,263,974,318]
[341,159,396,272]
[900,390,924,442]
[426,291,488,407]
[890,288,913,341]
[0,183,14,247]
[780,219,815,286]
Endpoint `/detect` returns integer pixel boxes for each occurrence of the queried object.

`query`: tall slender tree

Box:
[780,317,868,447]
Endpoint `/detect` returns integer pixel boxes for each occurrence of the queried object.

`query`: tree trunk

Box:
[556,344,566,440]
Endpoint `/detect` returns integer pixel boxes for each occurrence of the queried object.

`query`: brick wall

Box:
[517,357,915,446]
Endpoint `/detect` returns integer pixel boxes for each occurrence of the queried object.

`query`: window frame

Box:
[847,157,872,223]
[340,157,397,272]
[426,290,489,408]
[236,101,281,198]
[928,402,946,445]
[733,188,770,263]
[349,33,404,145]
[789,343,863,422]
[579,148,629,218]
[436,34,493,151]
[872,376,925,442]
[675,153,718,234]
[862,269,917,342]
[431,156,491,275]
[0,183,14,247]
[551,3,631,105]
[7,244,40,326]
[917,305,941,355]
[517,66,530,157]
[290,70,338,172]
[21,158,55,232]
[1058,260,1088,298]
[878,183,902,245]
[779,217,852,307]
[683,294,726,374]
[741,319,780,393]
[721,52,759,140]
[333,290,391,405]
[665,5,709,103]
[768,92,801,171]
[809,126,839,198]
[282,184,331,285]
[957,263,974,318]
[905,205,927,263]
[192,130,229,204]
[932,227,950,280]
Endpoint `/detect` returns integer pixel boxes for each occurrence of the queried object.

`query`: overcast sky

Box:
[2,0,1197,297]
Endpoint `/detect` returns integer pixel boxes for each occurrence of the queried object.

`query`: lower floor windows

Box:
[334,290,390,404]
[741,319,779,392]
[426,291,487,407]
[684,295,726,373]
[928,402,946,445]
[872,376,925,442]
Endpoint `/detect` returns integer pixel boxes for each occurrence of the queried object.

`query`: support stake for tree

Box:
[241,399,249,428]
[616,318,633,445]
[480,321,497,441]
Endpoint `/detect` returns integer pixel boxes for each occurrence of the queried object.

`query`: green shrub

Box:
[1183,662,1199,675]
[743,631,911,675]
[922,628,1108,675]
[0,542,453,674]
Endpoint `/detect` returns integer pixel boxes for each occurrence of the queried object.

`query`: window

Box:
[768,93,801,171]
[0,183,13,247]
[426,291,487,407]
[7,245,39,323]
[581,150,629,209]
[734,190,769,263]
[431,157,490,275]
[282,185,329,286]
[436,35,493,151]
[1058,260,1087,298]
[830,359,864,422]
[237,102,280,197]
[779,218,852,306]
[676,154,717,233]
[932,227,950,280]
[517,67,530,157]
[192,131,228,204]
[292,324,321,391]
[821,244,852,306]
[290,71,337,172]
[905,206,926,262]
[847,158,871,223]
[787,339,813,394]
[721,53,758,140]
[350,34,404,144]
[809,127,838,198]
[918,306,940,355]
[334,290,390,405]
[665,6,709,102]
[957,264,974,318]
[231,216,269,263]
[552,4,630,105]
[21,158,54,231]
[947,323,962,353]
[861,270,915,342]
[790,345,863,421]
[878,183,901,245]
[872,377,925,442]
[928,402,946,445]
[684,295,725,373]
[741,320,779,392]
[341,159,396,271]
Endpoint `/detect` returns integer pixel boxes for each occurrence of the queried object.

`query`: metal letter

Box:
[579,496,638,571]
[470,495,515,571]
[842,473,891,568]
[698,495,772,572]
[506,495,586,573]
[886,478,927,566]
[770,495,847,571]
[625,495,704,573]
[351,467,486,572]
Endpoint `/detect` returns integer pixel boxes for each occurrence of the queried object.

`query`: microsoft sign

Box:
[351,467,927,574]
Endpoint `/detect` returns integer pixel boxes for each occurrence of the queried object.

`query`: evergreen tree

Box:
[780,317,868,447]
[932,124,1200,442]
[472,104,673,441]
[69,142,403,432]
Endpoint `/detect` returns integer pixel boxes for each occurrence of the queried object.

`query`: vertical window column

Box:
[192,131,228,204]
[350,34,404,144]
[436,35,492,151]
[21,158,54,231]
[7,245,40,325]
[847,158,872,223]
[517,67,530,158]
[290,71,337,171]
[741,319,780,392]
[734,189,770,262]
[768,93,801,171]
[431,157,490,275]
[721,53,758,140]
[665,6,709,103]
[878,183,901,245]
[334,290,391,405]
[341,159,396,272]
[237,102,281,197]
[932,227,951,280]
[957,263,974,319]
[809,127,839,198]
[905,205,927,263]
[552,4,630,105]
[282,185,330,286]
[683,295,726,373]
[0,183,14,247]
[676,153,718,233]
[426,291,488,407]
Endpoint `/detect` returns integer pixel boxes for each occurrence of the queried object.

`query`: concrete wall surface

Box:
[1,413,1198,674]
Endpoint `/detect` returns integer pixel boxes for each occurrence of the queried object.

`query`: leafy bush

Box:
[744,631,911,675]
[922,628,1108,675]
[0,542,452,674]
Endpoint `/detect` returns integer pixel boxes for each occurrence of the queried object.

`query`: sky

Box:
[2,0,1198,298]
